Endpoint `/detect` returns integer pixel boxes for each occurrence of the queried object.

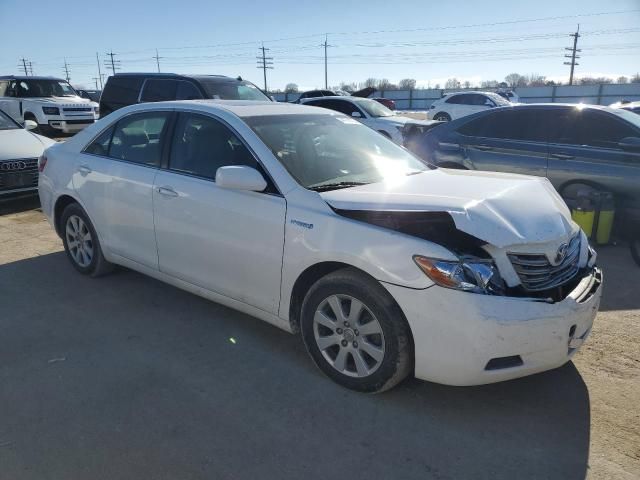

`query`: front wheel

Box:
[300,268,413,393]
[60,203,113,276]
[433,112,451,122]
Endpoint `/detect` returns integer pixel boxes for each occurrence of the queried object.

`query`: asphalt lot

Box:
[0,195,638,480]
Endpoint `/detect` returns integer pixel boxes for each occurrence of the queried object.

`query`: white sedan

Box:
[0,110,55,197]
[38,100,602,392]
[427,91,511,121]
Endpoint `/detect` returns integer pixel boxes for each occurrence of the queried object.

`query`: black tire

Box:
[300,268,413,393]
[60,203,114,277]
[631,238,640,267]
[433,112,451,122]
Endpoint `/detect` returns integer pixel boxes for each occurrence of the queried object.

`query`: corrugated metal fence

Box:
[272,83,640,110]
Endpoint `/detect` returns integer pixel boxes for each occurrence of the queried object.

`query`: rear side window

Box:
[458,109,548,142]
[108,112,170,166]
[169,113,258,180]
[176,81,203,100]
[85,126,115,155]
[445,95,463,104]
[549,110,640,148]
[102,77,144,103]
[140,79,177,102]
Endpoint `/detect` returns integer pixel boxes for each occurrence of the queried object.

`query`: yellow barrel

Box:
[572,208,595,238]
[594,192,616,244]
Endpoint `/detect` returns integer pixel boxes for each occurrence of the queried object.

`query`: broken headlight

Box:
[413,255,504,294]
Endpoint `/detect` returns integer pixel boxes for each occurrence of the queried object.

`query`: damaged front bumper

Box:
[382,266,602,386]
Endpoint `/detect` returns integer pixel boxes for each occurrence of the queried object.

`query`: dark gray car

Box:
[411,104,640,243]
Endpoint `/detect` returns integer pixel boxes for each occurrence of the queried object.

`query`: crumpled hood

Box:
[320,169,577,248]
[0,129,54,160]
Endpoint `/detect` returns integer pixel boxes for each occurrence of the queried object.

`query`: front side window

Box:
[169,113,257,180]
[445,95,464,104]
[108,112,169,166]
[458,109,547,142]
[85,126,115,155]
[576,111,639,149]
[352,98,393,117]
[140,79,177,102]
[245,114,429,190]
[176,81,203,100]
[326,100,363,117]
[16,79,77,98]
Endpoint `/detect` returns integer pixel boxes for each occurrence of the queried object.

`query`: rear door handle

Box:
[157,185,178,197]
[77,164,92,175]
[551,153,575,160]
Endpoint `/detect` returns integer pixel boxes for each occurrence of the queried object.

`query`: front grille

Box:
[0,158,38,192]
[64,119,94,125]
[508,235,581,292]
[63,107,92,112]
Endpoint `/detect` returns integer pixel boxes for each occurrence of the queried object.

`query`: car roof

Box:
[111,72,232,80]
[125,99,331,117]
[0,75,66,81]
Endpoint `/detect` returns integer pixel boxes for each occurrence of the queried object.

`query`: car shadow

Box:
[0,194,40,216]
[0,251,590,480]
[595,244,640,311]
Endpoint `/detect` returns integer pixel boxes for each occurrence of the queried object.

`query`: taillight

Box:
[38,154,48,173]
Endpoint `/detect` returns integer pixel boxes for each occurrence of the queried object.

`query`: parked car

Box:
[99,73,269,117]
[427,91,511,121]
[77,89,102,102]
[373,97,396,110]
[411,103,640,261]
[350,87,396,110]
[0,76,99,136]
[610,100,640,115]
[39,99,601,392]
[295,89,344,103]
[300,96,440,145]
[0,109,55,197]
[496,89,520,103]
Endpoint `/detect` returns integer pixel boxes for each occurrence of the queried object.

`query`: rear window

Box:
[102,77,144,103]
[140,79,177,102]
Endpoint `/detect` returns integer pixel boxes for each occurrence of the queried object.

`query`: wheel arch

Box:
[53,194,81,237]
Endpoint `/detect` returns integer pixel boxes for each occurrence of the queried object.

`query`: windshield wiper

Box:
[308,181,369,192]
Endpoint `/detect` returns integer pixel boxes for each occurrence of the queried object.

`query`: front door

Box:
[153,112,286,314]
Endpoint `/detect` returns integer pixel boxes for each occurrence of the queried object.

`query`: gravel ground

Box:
[0,196,638,480]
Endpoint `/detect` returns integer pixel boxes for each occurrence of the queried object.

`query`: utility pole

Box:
[104,50,120,76]
[27,61,34,76]
[19,58,29,76]
[92,77,100,90]
[63,58,71,82]
[564,24,581,85]
[96,52,104,89]
[321,34,331,89]
[153,48,163,73]
[256,43,273,92]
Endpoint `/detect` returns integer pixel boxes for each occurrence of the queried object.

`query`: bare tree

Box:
[363,78,378,88]
[480,80,499,88]
[398,78,417,90]
[463,80,471,89]
[339,82,357,92]
[526,74,546,87]
[617,76,629,84]
[284,83,299,93]
[377,79,396,90]
[631,73,640,83]
[579,76,613,85]
[504,73,527,88]
[445,78,461,89]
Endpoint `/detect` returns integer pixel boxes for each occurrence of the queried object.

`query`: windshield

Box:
[352,98,395,117]
[198,79,270,101]
[486,92,511,106]
[245,114,430,190]
[0,110,20,130]
[18,79,78,98]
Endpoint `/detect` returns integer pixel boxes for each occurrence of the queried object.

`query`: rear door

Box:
[546,108,640,204]
[456,108,549,177]
[75,110,171,269]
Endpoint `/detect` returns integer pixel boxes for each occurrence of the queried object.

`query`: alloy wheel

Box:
[313,294,385,378]
[65,215,94,267]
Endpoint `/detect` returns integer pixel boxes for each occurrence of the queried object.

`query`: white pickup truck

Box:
[0,76,98,136]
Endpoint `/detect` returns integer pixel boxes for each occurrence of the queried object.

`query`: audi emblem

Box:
[0,161,27,171]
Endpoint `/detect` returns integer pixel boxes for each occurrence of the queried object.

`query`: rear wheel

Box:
[433,112,451,122]
[60,203,113,276]
[300,268,413,393]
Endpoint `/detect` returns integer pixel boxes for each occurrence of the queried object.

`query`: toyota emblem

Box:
[555,243,569,264]
[0,161,27,171]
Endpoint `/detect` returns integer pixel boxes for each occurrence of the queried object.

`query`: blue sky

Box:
[1,0,638,90]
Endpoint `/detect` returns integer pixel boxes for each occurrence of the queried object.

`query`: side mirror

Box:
[618,136,640,152]
[351,111,362,118]
[215,165,267,192]
[24,119,38,131]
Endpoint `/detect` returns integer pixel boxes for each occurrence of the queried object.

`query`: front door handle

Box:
[551,153,575,160]
[157,186,178,197]
[77,164,92,175]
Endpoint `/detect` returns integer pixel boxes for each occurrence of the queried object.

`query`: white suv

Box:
[0,76,99,136]
[427,91,511,121]
[39,100,602,392]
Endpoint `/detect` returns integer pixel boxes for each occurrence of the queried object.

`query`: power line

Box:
[564,25,581,85]
[62,58,71,82]
[256,43,274,92]
[104,50,121,75]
